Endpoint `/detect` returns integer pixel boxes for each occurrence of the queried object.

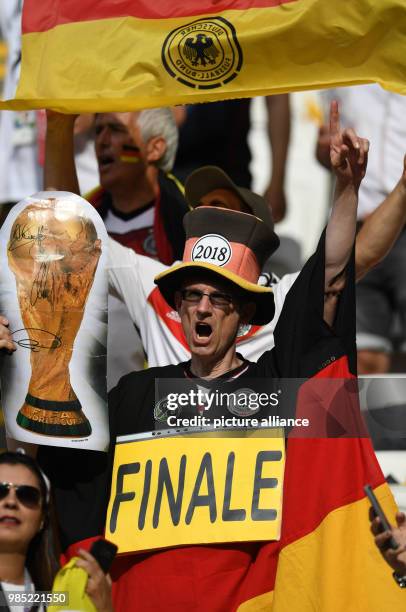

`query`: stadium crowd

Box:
[1,1,406,610]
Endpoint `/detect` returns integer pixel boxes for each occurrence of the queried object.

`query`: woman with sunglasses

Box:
[0,451,114,611]
[0,451,58,610]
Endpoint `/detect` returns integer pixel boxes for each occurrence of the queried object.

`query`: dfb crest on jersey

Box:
[154,395,181,424]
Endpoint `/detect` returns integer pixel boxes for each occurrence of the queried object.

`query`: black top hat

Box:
[155,206,280,325]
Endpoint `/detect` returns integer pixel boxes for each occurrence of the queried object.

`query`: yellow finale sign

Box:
[106,429,285,554]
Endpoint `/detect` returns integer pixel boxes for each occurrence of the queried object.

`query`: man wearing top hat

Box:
[3,105,403,376]
[37,103,371,609]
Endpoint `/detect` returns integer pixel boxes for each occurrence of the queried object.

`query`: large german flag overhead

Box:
[1,0,405,112]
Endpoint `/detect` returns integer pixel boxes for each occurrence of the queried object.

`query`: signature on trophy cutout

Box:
[11,327,62,352]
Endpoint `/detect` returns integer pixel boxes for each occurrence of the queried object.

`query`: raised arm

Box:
[325,101,369,287]
[355,155,406,280]
[263,94,291,223]
[44,111,80,194]
[323,101,368,325]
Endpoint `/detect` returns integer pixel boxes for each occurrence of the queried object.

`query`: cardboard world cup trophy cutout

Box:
[0,192,109,451]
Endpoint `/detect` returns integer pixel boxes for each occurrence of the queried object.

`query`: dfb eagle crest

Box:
[183,34,220,66]
[162,17,243,89]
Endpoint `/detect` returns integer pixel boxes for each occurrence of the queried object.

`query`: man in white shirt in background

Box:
[318,85,406,374]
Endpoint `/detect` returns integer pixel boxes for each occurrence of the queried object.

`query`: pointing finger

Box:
[329,100,340,138]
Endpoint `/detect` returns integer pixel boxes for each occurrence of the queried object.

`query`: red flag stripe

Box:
[280,357,385,547]
[22,0,296,33]
[147,287,190,351]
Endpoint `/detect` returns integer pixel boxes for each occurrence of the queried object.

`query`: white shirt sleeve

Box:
[107,237,169,330]
[272,271,300,327]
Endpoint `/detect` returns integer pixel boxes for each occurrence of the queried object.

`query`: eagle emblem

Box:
[162,17,243,90]
[183,34,220,67]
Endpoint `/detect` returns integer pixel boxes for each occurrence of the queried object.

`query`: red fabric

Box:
[236,323,261,343]
[111,543,269,611]
[61,535,102,566]
[23,0,296,32]
[280,360,383,549]
[147,287,190,351]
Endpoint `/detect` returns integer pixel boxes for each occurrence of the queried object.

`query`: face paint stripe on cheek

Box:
[120,144,142,163]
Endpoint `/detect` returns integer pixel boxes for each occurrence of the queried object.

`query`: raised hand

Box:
[329,100,369,189]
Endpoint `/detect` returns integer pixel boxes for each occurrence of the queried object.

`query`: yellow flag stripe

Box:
[238,483,404,611]
[1,0,405,111]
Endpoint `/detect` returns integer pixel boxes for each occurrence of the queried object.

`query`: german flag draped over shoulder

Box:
[246,232,405,612]
[1,0,406,112]
[236,375,401,611]
[231,236,404,611]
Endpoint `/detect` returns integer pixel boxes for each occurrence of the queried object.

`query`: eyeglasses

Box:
[0,482,41,509]
[181,289,234,307]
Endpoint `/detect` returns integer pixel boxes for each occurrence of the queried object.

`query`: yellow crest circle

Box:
[162,17,243,89]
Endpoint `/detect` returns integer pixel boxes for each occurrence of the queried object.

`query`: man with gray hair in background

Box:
[45,109,189,386]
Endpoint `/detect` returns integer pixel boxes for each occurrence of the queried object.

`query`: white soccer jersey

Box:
[108,238,298,368]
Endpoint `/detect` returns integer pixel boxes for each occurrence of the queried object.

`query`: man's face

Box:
[94,112,147,191]
[198,189,251,213]
[175,276,250,361]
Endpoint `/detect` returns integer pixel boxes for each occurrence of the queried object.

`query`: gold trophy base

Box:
[17,394,92,438]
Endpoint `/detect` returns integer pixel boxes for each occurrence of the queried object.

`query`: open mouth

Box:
[98,154,115,170]
[0,516,20,525]
[195,322,212,338]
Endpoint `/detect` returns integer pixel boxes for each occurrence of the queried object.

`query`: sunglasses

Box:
[181,289,234,307]
[0,482,41,509]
